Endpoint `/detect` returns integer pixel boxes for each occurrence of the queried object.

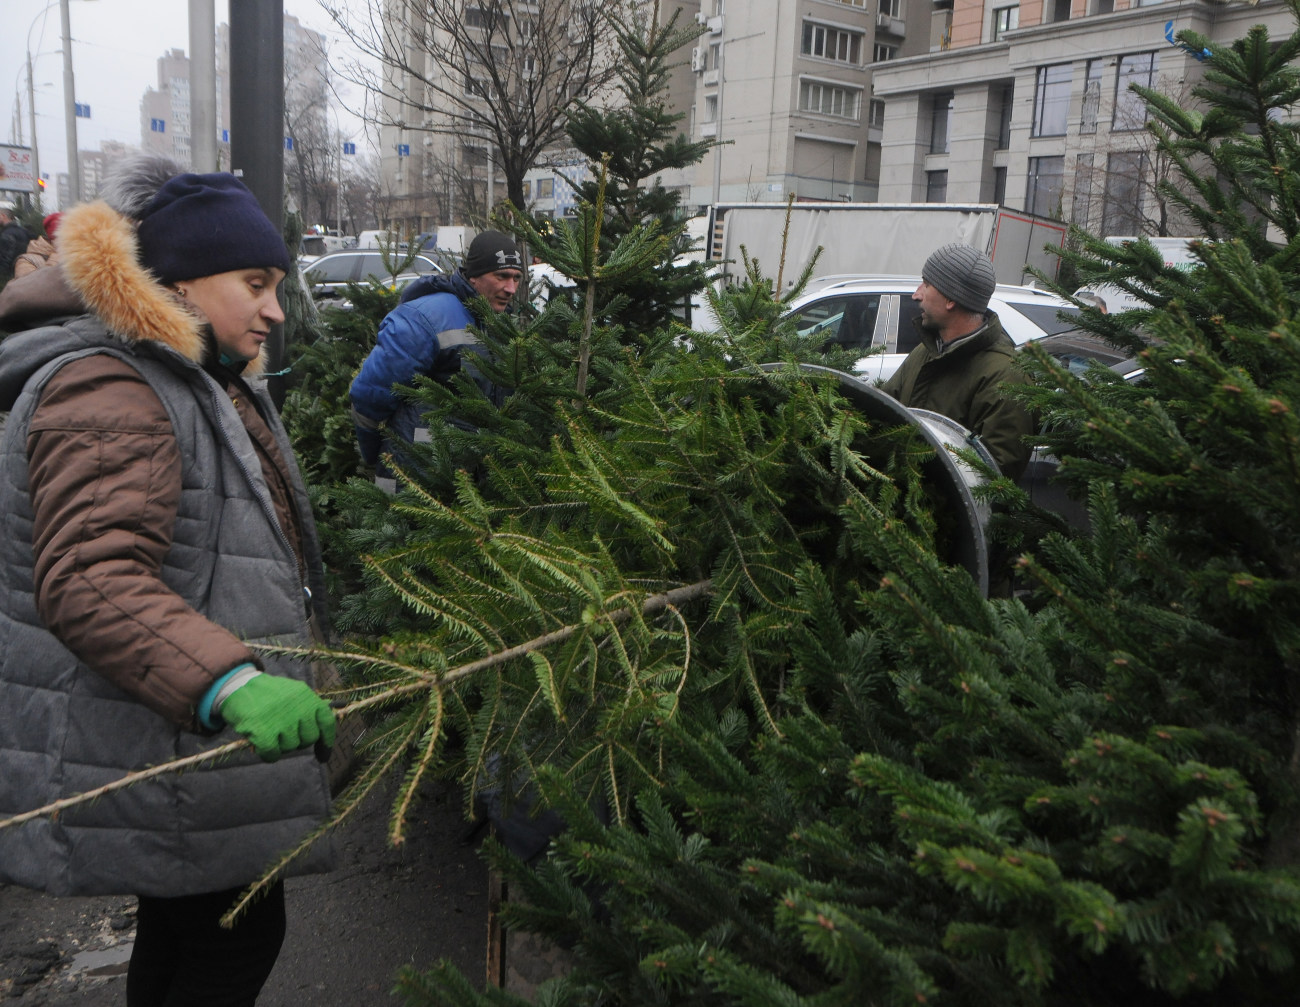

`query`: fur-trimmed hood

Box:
[52,199,207,363]
[0,200,267,410]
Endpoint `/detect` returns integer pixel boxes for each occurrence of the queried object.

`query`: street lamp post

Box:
[25,0,94,206]
[26,51,41,204]
[59,0,80,203]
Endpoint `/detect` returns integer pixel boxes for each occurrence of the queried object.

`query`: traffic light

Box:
[37,178,45,192]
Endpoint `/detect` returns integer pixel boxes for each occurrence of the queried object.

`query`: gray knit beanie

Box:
[921,242,996,314]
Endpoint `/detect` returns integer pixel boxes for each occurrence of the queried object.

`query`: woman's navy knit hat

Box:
[136,173,291,285]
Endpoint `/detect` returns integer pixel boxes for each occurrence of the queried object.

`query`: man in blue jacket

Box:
[349,230,523,473]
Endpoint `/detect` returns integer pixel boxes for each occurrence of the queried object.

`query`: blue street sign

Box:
[285,137,294,151]
[221,129,229,142]
[397,144,410,157]
[343,142,356,155]
[74,103,90,118]
[150,118,165,133]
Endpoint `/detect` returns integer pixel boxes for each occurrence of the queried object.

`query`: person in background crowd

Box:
[0,204,31,280]
[349,229,523,477]
[1074,288,1109,314]
[0,155,335,1007]
[882,242,1035,482]
[13,213,61,278]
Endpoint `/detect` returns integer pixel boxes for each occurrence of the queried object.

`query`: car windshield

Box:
[1034,331,1133,376]
[1004,301,1082,336]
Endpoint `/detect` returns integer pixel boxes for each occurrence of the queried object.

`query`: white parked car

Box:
[785,275,1083,383]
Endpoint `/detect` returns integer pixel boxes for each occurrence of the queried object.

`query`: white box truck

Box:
[705,202,1069,291]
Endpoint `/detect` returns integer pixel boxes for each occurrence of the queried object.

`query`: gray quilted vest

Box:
[0,319,334,897]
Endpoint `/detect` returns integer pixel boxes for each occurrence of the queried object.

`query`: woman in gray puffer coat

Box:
[0,156,335,1007]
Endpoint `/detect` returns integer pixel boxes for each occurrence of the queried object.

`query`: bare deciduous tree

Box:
[321,0,624,213]
[1071,70,1205,238]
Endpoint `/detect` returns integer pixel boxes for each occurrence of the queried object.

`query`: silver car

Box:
[304,250,442,301]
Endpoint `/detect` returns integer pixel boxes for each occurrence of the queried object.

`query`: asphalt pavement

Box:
[0,779,490,1005]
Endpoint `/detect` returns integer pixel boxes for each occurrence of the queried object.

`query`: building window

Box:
[803,22,864,64]
[1027,155,1065,217]
[1072,153,1095,226]
[930,92,954,154]
[704,95,718,121]
[995,83,1014,149]
[537,177,554,198]
[1114,51,1158,130]
[1102,151,1148,233]
[926,170,948,202]
[993,165,1007,204]
[465,6,507,30]
[710,43,721,70]
[1032,64,1071,137]
[1044,0,1070,21]
[464,74,498,100]
[869,98,886,129]
[1080,59,1103,133]
[799,80,862,120]
[873,43,897,62]
[881,0,903,17]
[992,5,1018,40]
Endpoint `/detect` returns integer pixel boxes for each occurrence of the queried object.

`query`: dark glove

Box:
[219,674,336,763]
[351,405,384,467]
[355,424,382,467]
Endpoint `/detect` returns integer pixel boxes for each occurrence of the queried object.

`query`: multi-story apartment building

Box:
[135,15,325,180]
[678,0,930,208]
[77,139,141,202]
[140,49,193,167]
[870,0,1291,236]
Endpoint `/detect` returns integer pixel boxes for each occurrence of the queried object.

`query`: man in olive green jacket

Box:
[881,242,1034,481]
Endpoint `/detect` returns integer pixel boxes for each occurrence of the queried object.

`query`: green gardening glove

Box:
[218,674,336,763]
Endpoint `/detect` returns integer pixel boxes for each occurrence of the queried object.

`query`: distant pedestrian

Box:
[0,155,335,1007]
[1074,288,1109,314]
[12,213,61,278]
[349,230,523,477]
[0,204,31,280]
[882,242,1035,481]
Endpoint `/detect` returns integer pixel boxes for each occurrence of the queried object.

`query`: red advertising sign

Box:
[0,146,36,194]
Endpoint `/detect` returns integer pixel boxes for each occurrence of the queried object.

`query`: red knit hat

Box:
[42,213,62,239]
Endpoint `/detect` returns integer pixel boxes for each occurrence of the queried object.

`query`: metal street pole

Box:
[189,0,217,171]
[26,52,40,204]
[229,0,285,402]
[59,0,80,203]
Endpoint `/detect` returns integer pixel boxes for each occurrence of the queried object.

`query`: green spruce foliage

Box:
[531,2,715,333]
[281,7,1300,1005]
[379,7,1300,1006]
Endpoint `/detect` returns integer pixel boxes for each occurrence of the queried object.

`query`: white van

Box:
[356,229,399,250]
[1080,236,1203,313]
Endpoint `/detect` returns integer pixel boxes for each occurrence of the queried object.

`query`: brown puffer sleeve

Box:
[26,355,256,728]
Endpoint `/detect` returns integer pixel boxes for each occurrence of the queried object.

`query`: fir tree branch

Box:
[0,579,714,833]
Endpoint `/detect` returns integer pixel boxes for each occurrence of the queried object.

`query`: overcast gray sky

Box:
[4,0,370,208]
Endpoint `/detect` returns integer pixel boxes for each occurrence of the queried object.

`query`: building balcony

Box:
[875,13,906,36]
